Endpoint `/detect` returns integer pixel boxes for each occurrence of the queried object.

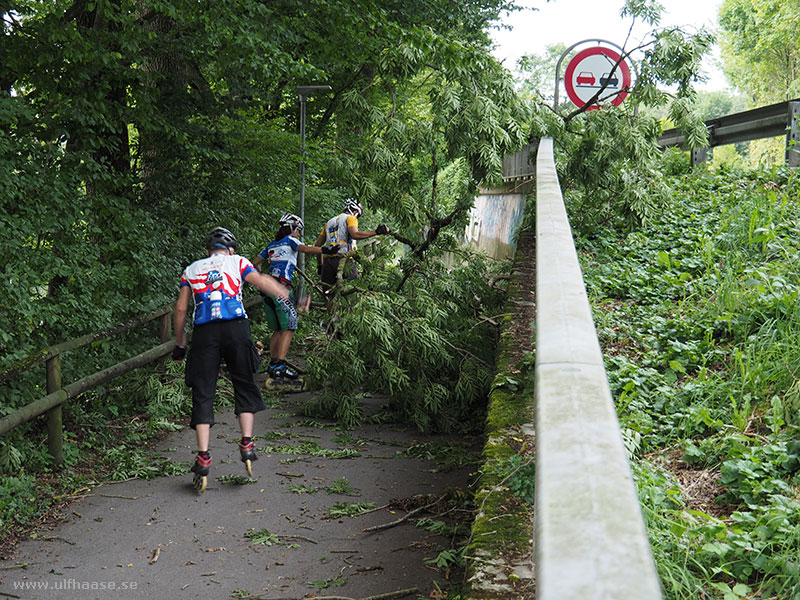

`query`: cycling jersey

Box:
[180,253,256,325]
[258,235,301,283]
[319,213,358,255]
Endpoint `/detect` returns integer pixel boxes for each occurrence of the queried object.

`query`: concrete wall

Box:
[464,192,527,260]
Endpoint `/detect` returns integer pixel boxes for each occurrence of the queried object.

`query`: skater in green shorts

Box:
[253,213,336,388]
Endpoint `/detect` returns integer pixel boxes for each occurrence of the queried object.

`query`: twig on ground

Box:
[362,502,436,533]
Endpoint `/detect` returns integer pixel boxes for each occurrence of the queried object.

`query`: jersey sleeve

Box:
[179,269,190,288]
[239,257,257,279]
[258,247,269,260]
[346,215,358,229]
[288,236,302,250]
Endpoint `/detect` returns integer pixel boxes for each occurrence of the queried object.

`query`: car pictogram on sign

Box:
[576,71,595,86]
[599,72,619,87]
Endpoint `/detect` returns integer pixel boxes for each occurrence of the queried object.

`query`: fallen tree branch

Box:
[362,501,437,533]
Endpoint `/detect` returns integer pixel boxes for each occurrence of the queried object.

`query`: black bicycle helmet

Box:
[205,227,237,251]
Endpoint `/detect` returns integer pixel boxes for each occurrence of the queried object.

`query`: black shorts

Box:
[185,318,265,428]
[320,255,358,291]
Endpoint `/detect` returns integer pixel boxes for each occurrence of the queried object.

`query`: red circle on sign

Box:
[564,46,631,109]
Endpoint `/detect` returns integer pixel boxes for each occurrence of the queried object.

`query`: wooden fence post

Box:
[46,356,63,466]
[160,312,172,343]
[787,101,800,167]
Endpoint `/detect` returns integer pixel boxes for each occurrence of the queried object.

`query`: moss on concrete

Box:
[464,231,536,600]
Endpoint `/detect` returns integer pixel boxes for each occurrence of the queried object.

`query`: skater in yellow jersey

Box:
[315,197,390,296]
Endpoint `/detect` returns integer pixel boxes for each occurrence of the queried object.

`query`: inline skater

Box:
[315,198,391,295]
[172,227,290,492]
[253,213,336,390]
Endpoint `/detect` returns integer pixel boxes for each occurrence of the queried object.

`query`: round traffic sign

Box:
[563,46,631,109]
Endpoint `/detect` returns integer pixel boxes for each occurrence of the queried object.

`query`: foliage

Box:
[491,455,535,504]
[304,252,506,431]
[578,163,800,598]
[325,501,376,519]
[325,477,357,495]
[397,442,481,471]
[245,528,297,548]
[514,43,567,106]
[718,0,800,104]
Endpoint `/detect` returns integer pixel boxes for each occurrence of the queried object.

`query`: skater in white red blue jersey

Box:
[172,227,290,491]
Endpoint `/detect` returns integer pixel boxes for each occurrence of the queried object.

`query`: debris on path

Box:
[0,391,479,600]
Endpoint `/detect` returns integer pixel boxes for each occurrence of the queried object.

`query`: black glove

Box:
[376,224,389,235]
[321,245,339,255]
[172,346,186,361]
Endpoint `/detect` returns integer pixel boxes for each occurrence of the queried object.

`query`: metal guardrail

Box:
[502,141,538,181]
[659,98,800,167]
[0,296,263,465]
[534,137,663,599]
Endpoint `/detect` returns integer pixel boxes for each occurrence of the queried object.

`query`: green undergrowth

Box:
[577,163,800,599]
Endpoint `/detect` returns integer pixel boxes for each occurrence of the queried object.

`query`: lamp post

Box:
[297,85,331,295]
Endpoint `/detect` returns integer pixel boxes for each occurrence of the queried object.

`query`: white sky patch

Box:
[491,0,728,92]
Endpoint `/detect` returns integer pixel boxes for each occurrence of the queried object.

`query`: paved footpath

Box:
[0,387,476,600]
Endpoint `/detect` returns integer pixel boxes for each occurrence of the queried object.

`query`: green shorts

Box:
[263,286,298,332]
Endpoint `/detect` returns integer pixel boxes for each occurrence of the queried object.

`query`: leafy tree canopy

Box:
[718,0,800,104]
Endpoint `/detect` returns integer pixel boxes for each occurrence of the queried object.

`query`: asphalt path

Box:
[0,385,477,600]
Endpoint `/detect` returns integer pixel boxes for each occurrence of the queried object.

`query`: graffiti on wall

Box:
[465,193,525,259]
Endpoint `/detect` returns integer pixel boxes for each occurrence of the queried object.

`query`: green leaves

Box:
[305,253,504,432]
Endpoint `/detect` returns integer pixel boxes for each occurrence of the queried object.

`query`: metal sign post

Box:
[296,85,331,296]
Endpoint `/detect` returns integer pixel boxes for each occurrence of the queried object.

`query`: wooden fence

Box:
[0,297,262,465]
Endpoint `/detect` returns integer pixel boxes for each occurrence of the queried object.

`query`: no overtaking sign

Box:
[564,46,631,109]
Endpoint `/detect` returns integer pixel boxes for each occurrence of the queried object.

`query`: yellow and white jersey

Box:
[320,213,358,255]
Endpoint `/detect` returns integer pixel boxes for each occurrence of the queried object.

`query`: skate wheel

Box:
[193,474,207,493]
[245,459,252,477]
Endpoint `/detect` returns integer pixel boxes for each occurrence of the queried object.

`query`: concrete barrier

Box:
[534,137,663,600]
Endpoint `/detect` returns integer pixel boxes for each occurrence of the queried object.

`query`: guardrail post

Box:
[46,356,63,466]
[159,312,172,343]
[691,147,708,166]
[786,101,800,167]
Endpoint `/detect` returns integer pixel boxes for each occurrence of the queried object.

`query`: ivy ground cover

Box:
[576,164,800,600]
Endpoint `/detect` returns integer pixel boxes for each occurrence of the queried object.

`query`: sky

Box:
[490,0,728,92]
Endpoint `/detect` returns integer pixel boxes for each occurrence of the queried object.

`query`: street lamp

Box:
[297,85,331,295]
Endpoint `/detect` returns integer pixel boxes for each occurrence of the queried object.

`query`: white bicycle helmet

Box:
[279,212,304,233]
[343,197,363,217]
